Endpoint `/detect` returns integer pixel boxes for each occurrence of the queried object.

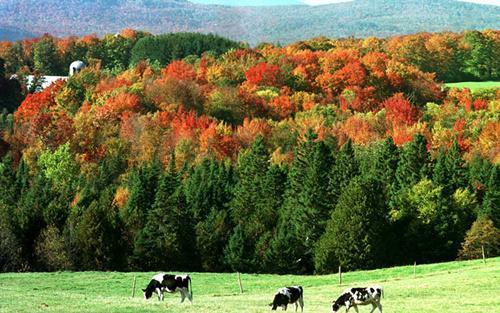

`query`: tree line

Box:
[0,133,497,273]
[0,30,498,82]
[0,30,242,78]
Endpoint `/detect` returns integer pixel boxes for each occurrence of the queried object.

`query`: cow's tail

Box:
[188,275,193,299]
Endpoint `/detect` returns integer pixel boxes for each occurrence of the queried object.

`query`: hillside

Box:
[0,258,498,312]
[0,0,499,44]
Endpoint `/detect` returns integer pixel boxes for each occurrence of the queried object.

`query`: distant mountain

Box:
[0,0,498,44]
[0,25,36,41]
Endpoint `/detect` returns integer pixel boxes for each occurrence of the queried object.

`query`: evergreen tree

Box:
[315,177,389,273]
[483,166,499,226]
[71,187,126,270]
[467,154,492,204]
[133,157,197,271]
[196,209,232,272]
[185,158,235,271]
[229,136,271,271]
[375,137,399,188]
[395,134,430,189]
[254,164,288,271]
[123,160,161,240]
[224,224,254,273]
[0,154,22,271]
[279,129,333,273]
[329,139,359,204]
[433,139,466,196]
[15,172,52,269]
[263,222,305,274]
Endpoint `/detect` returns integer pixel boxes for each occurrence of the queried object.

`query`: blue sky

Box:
[190,0,500,6]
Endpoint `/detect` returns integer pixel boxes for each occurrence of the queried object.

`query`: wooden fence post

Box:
[482,245,486,264]
[413,261,416,279]
[237,272,244,294]
[131,276,137,298]
[339,266,342,286]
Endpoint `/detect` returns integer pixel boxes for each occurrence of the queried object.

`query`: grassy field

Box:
[0,258,498,313]
[445,81,500,92]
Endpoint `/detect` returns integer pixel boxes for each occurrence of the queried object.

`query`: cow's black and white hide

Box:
[332,286,383,313]
[142,273,193,303]
[269,286,304,311]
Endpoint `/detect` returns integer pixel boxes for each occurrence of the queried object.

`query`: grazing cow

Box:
[142,273,193,303]
[332,286,383,313]
[269,286,304,311]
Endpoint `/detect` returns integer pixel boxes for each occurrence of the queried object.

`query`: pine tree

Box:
[315,177,389,273]
[391,134,431,214]
[72,187,126,270]
[229,135,271,271]
[123,160,161,239]
[433,139,466,196]
[279,129,334,273]
[224,224,254,272]
[133,157,197,271]
[375,137,399,188]
[0,153,22,271]
[254,164,288,271]
[395,134,430,189]
[483,166,499,226]
[329,139,359,204]
[195,209,232,272]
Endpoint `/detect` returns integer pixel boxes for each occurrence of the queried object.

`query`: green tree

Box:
[395,134,430,189]
[462,31,499,80]
[482,166,499,226]
[33,36,63,75]
[315,177,389,273]
[433,140,466,196]
[329,139,359,203]
[0,154,22,271]
[71,187,126,270]
[278,129,333,272]
[224,224,254,272]
[123,160,161,241]
[133,157,197,271]
[195,209,232,272]
[229,136,272,270]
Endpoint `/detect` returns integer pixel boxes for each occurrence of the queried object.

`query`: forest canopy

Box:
[0,29,498,273]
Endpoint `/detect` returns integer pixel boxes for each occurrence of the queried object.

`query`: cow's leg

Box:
[353,306,359,313]
[369,304,376,313]
[376,302,383,313]
[180,289,186,303]
[186,288,193,304]
[298,295,304,312]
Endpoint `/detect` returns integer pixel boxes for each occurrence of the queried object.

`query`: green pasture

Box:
[0,257,498,313]
[445,81,500,92]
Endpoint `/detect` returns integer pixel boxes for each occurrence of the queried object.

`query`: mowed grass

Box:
[445,81,500,92]
[0,258,499,313]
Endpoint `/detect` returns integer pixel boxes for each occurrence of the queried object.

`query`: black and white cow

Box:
[269,286,304,311]
[332,286,383,313]
[142,273,193,303]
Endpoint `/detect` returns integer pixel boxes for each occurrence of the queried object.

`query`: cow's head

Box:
[142,287,154,300]
[270,293,288,310]
[331,302,341,313]
[332,293,349,313]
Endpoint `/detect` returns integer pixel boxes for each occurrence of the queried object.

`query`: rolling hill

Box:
[0,0,499,44]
